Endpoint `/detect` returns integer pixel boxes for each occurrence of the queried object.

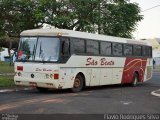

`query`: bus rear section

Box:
[121,57,153,85]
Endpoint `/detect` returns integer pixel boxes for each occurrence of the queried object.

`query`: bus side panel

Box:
[59,67,90,89]
[121,58,147,84]
[88,68,101,86]
[140,58,148,82]
[112,68,124,84]
[143,58,153,82]
[100,68,112,85]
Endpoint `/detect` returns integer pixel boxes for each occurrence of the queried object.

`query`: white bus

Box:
[14,29,153,92]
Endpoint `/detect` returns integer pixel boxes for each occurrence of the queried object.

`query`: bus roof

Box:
[20,28,149,45]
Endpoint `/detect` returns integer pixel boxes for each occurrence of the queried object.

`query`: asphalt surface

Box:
[0,72,159,115]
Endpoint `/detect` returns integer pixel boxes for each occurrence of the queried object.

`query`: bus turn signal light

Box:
[17,66,23,71]
[54,74,59,79]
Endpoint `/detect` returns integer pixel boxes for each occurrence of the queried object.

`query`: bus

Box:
[14,29,153,92]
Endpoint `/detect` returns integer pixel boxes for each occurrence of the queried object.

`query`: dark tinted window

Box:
[134,45,142,56]
[143,46,152,57]
[149,47,152,57]
[61,38,70,55]
[86,40,99,55]
[100,42,112,55]
[124,44,133,56]
[71,38,85,54]
[112,43,123,56]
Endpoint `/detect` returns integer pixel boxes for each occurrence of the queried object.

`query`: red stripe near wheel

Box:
[121,58,147,84]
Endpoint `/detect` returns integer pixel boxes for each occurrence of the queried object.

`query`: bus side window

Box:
[149,47,152,57]
[112,43,123,56]
[133,45,142,56]
[143,46,152,57]
[61,38,70,56]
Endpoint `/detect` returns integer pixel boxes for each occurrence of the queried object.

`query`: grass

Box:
[0,76,15,87]
[0,61,14,74]
[0,61,15,87]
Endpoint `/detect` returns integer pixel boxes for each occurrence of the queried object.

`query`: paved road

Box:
[0,72,160,114]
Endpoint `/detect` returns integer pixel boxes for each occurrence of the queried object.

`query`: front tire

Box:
[71,74,84,93]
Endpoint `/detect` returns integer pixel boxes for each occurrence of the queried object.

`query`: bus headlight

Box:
[18,72,22,77]
[45,74,50,79]
[50,74,53,79]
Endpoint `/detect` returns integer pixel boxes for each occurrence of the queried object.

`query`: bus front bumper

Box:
[14,77,64,89]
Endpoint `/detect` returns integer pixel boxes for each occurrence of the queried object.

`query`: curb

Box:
[0,87,33,93]
[151,89,160,97]
[0,89,15,93]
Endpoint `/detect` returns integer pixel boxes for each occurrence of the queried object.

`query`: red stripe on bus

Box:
[121,58,147,84]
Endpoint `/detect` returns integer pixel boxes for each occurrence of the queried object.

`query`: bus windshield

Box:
[18,37,60,62]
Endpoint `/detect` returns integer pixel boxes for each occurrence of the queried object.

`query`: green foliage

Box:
[0,0,41,38]
[0,47,4,52]
[0,61,14,73]
[0,76,15,87]
[0,0,143,40]
[100,2,143,38]
[0,60,14,88]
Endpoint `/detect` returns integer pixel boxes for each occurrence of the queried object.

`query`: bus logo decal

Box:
[86,58,98,66]
[35,68,52,72]
[86,58,114,66]
[100,58,114,66]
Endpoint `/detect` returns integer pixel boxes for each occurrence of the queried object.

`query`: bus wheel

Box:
[131,73,139,87]
[36,87,48,92]
[71,74,84,93]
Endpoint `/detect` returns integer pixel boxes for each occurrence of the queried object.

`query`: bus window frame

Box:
[16,36,152,64]
[16,36,62,63]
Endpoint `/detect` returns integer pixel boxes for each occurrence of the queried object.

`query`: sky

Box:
[130,0,160,39]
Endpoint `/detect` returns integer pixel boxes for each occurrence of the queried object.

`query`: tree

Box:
[0,0,41,65]
[35,0,99,32]
[98,0,143,38]
[0,0,42,38]
[36,0,142,38]
[0,0,143,65]
[0,0,143,42]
